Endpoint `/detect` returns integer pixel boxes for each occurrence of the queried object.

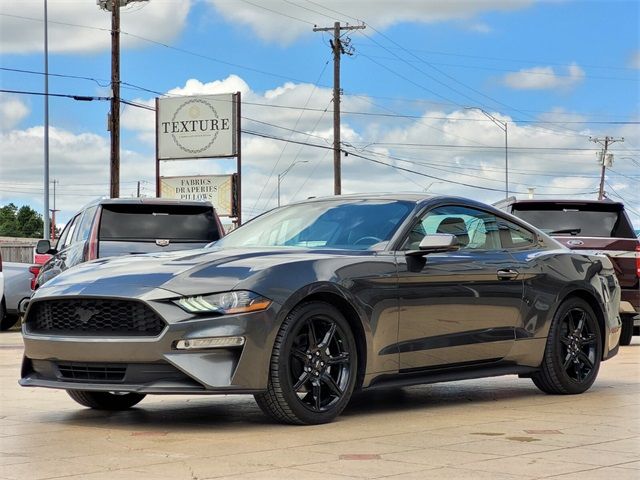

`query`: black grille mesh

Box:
[57,363,127,382]
[27,299,165,336]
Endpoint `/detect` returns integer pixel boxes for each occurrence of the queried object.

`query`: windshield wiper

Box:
[549,228,582,236]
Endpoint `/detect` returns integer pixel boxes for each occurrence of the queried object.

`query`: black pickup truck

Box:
[35,198,225,289]
[498,198,639,345]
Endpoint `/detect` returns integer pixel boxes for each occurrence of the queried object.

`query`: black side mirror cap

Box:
[35,239,54,255]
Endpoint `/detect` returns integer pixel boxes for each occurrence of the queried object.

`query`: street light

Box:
[278,161,308,207]
[465,107,508,198]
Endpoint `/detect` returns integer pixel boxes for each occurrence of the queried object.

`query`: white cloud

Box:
[629,51,640,69]
[0,0,191,54]
[2,75,638,229]
[466,22,493,34]
[0,94,30,130]
[207,0,532,45]
[0,126,154,215]
[502,63,585,90]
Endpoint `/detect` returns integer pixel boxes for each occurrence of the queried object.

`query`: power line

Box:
[4,70,638,126]
[0,12,326,86]
[241,129,599,196]
[350,52,637,82]
[251,59,330,211]
[237,0,315,25]
[0,67,111,87]
[351,41,640,73]
[0,88,109,101]
[6,88,639,159]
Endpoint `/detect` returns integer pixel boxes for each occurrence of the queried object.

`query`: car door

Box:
[394,204,524,371]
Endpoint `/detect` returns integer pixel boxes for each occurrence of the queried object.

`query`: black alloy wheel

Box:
[255,301,357,425]
[532,298,602,395]
[289,312,352,413]
[557,307,598,382]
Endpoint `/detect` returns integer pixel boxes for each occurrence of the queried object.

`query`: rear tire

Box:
[255,301,358,425]
[67,390,145,410]
[619,315,634,346]
[532,298,602,395]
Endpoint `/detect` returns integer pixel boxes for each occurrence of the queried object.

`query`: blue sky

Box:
[0,0,638,227]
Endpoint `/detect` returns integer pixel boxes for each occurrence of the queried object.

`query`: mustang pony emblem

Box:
[75,307,97,324]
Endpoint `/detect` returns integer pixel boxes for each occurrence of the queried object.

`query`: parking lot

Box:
[0,330,638,480]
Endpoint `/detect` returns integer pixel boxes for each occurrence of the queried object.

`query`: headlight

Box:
[174,290,272,315]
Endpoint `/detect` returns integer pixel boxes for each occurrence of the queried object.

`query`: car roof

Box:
[508,198,623,206]
[293,192,439,204]
[78,197,214,210]
[292,193,506,212]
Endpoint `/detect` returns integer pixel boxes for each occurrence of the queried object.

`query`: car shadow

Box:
[48,380,547,431]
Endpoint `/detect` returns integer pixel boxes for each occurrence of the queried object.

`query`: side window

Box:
[57,215,80,251]
[402,205,502,251]
[74,206,97,242]
[498,219,536,249]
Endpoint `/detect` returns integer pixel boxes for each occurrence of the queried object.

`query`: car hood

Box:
[34,247,362,299]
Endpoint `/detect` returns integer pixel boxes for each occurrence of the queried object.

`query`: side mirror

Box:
[35,239,53,255]
[406,233,460,257]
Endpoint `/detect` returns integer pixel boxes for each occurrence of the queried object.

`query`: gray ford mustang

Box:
[21,194,622,424]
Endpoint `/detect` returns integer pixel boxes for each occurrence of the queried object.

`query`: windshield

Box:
[512,205,634,238]
[216,199,414,250]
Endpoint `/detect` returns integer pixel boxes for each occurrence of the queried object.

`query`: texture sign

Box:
[156,94,237,160]
[159,175,233,216]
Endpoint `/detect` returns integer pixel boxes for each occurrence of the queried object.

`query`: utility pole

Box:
[109,0,120,198]
[98,0,147,197]
[313,22,365,195]
[43,0,50,240]
[49,179,59,241]
[591,136,624,200]
[136,180,141,198]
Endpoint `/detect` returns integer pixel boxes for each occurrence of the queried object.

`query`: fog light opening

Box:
[175,336,245,350]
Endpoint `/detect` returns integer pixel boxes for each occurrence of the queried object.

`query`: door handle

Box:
[497,269,519,280]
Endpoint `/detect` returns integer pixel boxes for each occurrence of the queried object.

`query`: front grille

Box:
[27,299,165,336]
[57,362,126,382]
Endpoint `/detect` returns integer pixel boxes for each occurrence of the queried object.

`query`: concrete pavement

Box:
[1,330,638,479]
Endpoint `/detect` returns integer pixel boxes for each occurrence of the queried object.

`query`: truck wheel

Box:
[619,315,634,346]
[67,390,145,410]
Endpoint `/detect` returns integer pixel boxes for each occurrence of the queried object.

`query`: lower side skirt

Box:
[366,361,538,390]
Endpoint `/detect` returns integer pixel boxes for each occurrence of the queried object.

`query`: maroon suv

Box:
[500,198,639,345]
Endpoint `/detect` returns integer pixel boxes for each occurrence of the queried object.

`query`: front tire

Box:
[532,298,602,395]
[255,301,358,425]
[67,390,145,410]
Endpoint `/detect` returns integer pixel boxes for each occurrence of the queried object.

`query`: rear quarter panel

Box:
[509,248,620,359]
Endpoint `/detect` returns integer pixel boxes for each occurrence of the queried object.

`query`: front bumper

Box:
[20,294,281,394]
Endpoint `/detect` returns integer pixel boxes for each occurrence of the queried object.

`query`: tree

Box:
[0,204,44,238]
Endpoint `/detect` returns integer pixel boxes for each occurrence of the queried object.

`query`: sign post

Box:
[155,92,241,224]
